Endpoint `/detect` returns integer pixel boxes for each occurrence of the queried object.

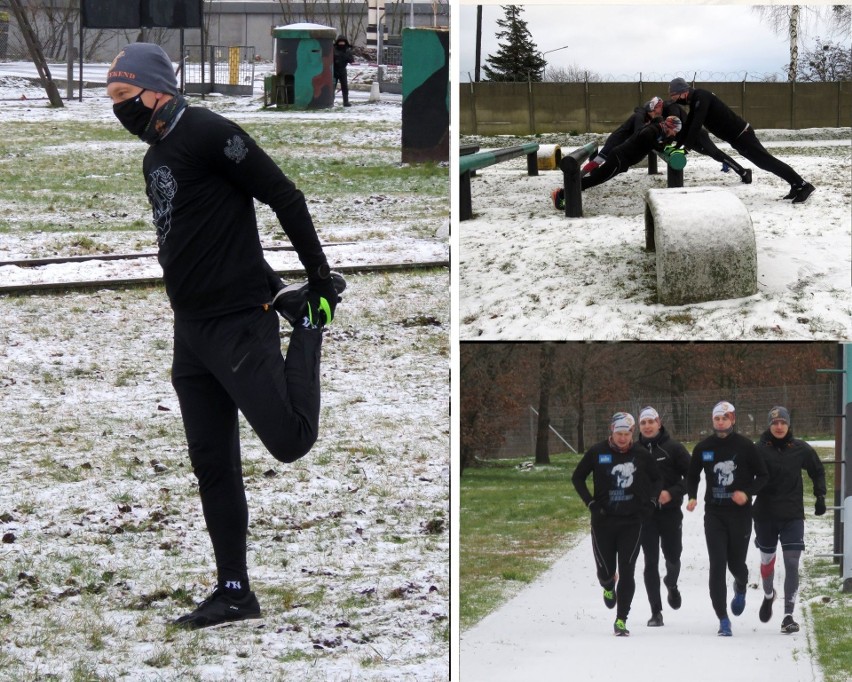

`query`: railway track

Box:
[0,258,449,295]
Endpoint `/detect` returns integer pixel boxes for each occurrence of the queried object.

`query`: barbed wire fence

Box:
[541,69,791,83]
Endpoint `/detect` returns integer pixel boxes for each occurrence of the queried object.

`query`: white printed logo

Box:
[148,166,177,246]
[714,460,736,486]
[611,462,636,489]
[224,580,242,590]
[224,135,248,163]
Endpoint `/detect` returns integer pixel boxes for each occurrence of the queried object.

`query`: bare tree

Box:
[797,37,852,81]
[275,0,367,47]
[534,344,554,465]
[543,63,601,83]
[753,5,851,81]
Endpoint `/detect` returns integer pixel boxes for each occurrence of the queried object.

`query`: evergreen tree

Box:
[482,5,547,82]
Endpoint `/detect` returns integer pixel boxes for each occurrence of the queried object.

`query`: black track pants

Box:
[591,516,643,621]
[729,127,803,186]
[581,154,630,191]
[693,129,746,175]
[703,509,752,620]
[641,507,683,613]
[172,306,322,586]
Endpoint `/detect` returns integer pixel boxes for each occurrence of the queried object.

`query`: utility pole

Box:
[474,5,482,82]
[8,0,64,107]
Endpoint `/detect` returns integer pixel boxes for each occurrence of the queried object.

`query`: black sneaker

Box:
[759,590,776,623]
[270,272,347,324]
[173,588,261,630]
[740,168,752,184]
[780,614,800,633]
[667,584,682,610]
[647,611,664,627]
[603,586,616,609]
[791,182,815,204]
[782,186,798,200]
[613,618,630,636]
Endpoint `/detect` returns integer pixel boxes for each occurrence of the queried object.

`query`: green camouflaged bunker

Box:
[267,23,336,109]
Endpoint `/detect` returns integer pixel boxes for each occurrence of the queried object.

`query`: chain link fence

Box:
[493,384,837,459]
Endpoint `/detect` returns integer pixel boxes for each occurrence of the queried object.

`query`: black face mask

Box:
[113,89,153,137]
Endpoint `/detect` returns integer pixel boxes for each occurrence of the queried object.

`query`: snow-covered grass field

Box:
[0,73,449,680]
[459,128,851,341]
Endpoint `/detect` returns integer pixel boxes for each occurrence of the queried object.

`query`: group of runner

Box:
[571,401,826,637]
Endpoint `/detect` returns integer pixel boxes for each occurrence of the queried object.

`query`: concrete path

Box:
[460,487,822,681]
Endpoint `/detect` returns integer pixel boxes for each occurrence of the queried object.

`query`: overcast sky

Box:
[457,3,851,82]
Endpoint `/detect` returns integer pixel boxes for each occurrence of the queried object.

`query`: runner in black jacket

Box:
[753,406,826,634]
[106,43,343,629]
[668,77,814,202]
[572,412,662,637]
[581,116,682,191]
[687,401,768,636]
[584,98,751,183]
[636,407,690,627]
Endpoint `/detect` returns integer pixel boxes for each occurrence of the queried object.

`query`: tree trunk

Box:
[534,344,553,464]
[8,0,63,107]
[788,5,800,82]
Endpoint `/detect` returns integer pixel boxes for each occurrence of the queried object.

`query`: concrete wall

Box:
[460,80,852,135]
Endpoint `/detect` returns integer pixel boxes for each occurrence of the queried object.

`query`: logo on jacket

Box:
[598,453,612,464]
[611,462,636,489]
[148,166,177,246]
[714,460,736,486]
[702,451,714,462]
[224,135,248,163]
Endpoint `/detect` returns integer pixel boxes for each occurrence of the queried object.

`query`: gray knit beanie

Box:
[768,406,791,425]
[107,43,178,95]
[668,77,690,95]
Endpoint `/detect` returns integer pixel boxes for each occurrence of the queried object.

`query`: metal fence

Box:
[493,383,837,459]
[379,43,402,93]
[183,45,255,96]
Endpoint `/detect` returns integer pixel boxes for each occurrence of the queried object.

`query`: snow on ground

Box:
[460,472,833,681]
[0,67,448,680]
[459,129,851,341]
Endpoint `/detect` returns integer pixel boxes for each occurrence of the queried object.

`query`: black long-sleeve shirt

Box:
[610,121,670,168]
[142,106,327,318]
[572,438,662,518]
[687,431,768,510]
[678,88,749,150]
[753,429,826,522]
[638,426,690,510]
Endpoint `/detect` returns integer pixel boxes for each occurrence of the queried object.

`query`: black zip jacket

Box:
[677,88,749,150]
[572,438,662,518]
[688,431,768,510]
[638,426,690,510]
[753,429,826,522]
[142,106,327,318]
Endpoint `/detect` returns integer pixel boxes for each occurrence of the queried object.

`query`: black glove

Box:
[588,500,606,517]
[306,276,339,326]
[815,496,826,516]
